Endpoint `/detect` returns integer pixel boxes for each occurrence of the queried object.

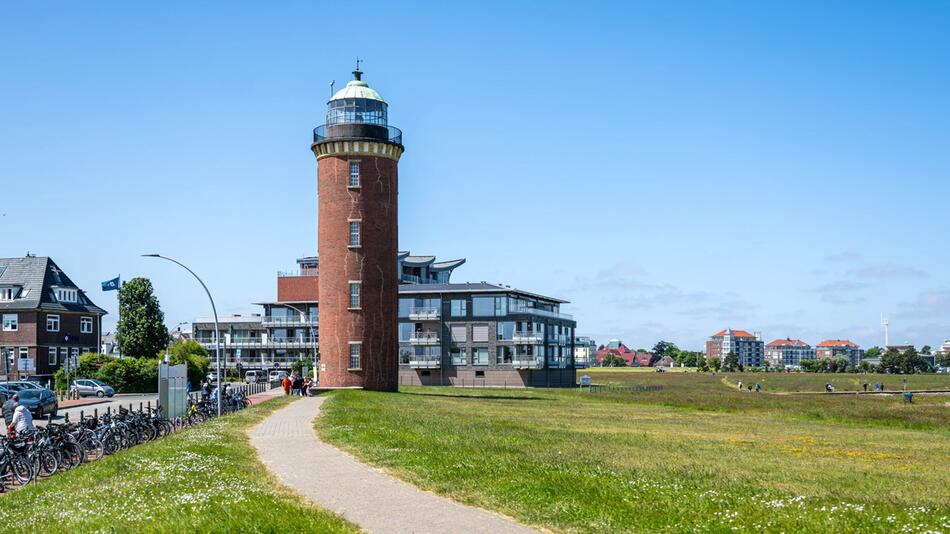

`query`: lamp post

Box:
[284,304,318,383]
[142,254,222,416]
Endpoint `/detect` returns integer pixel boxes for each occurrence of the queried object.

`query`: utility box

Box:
[158,363,188,419]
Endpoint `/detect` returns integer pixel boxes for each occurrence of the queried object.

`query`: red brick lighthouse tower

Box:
[311,65,403,391]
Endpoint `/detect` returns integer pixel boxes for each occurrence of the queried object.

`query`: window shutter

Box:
[472,325,489,342]
[451,325,467,343]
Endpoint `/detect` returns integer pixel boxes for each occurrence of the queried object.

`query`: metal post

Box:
[142,254,222,417]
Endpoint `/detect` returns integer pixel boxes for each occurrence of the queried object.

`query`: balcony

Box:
[408,307,440,320]
[313,124,403,145]
[408,356,441,369]
[512,357,544,370]
[261,315,318,327]
[509,307,574,321]
[512,331,544,344]
[195,337,317,349]
[409,332,440,345]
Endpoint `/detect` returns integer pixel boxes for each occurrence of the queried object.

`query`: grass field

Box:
[318,379,950,533]
[0,396,357,533]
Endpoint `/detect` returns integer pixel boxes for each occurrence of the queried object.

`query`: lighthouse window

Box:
[349,282,361,309]
[348,342,361,370]
[349,161,360,187]
[349,221,361,247]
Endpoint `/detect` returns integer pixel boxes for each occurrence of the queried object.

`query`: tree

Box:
[879,347,930,374]
[921,345,932,355]
[865,346,882,360]
[650,341,674,366]
[800,359,821,373]
[722,351,738,372]
[116,277,167,358]
[709,357,721,372]
[601,354,627,367]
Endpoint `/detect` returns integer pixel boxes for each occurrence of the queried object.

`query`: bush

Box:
[96,357,158,393]
[54,353,119,390]
[165,340,210,389]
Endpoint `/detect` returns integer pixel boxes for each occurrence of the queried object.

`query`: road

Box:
[41,393,159,426]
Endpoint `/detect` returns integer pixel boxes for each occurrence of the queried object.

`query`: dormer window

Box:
[0,287,19,301]
[55,288,78,303]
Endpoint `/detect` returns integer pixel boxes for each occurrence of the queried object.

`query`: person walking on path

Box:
[303,376,312,397]
[2,393,18,427]
[737,380,743,391]
[281,375,291,396]
[292,374,304,396]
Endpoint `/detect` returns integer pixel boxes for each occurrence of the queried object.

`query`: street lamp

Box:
[142,254,222,416]
[284,304,318,383]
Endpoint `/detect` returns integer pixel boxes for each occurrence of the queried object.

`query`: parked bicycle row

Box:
[0,383,269,492]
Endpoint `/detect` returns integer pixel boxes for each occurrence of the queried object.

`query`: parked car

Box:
[268,370,287,383]
[1,381,41,392]
[70,379,115,398]
[16,388,58,418]
[0,384,9,403]
[245,370,264,383]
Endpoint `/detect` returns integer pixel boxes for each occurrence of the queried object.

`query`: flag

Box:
[101,277,120,291]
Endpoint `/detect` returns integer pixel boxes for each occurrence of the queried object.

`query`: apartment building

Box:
[573,336,596,368]
[397,283,576,387]
[816,339,865,365]
[764,338,816,369]
[706,329,764,368]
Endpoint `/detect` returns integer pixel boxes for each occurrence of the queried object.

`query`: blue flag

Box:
[101,277,120,291]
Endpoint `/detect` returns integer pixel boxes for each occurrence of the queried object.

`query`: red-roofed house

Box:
[765,338,816,369]
[594,340,653,367]
[705,328,764,368]
[816,339,865,365]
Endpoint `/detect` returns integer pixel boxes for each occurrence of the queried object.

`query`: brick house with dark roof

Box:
[0,256,105,381]
[594,340,653,367]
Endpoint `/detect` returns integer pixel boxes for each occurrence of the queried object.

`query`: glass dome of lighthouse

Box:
[326,67,388,126]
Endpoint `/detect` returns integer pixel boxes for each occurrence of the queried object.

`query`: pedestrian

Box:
[292,374,303,396]
[737,380,743,391]
[201,380,212,401]
[747,384,752,392]
[863,383,868,392]
[3,393,19,428]
[282,374,291,396]
[303,376,312,397]
[8,403,34,436]
[754,383,761,392]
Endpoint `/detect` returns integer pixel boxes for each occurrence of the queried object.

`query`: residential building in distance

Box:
[816,339,865,365]
[573,336,596,368]
[937,340,950,356]
[193,252,466,373]
[706,329,764,368]
[765,338,816,370]
[398,283,576,387]
[594,340,652,367]
[0,256,105,381]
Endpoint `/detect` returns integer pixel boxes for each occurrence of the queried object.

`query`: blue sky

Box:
[1,1,948,350]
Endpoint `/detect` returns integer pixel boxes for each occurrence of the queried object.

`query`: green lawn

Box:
[0,396,358,533]
[318,383,950,533]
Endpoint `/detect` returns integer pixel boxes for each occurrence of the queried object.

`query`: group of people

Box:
[281,374,311,396]
[736,381,762,392]
[2,394,35,435]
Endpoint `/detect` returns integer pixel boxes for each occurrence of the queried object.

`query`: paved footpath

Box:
[249,396,538,534]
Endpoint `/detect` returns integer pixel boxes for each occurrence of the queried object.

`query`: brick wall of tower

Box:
[316,154,399,391]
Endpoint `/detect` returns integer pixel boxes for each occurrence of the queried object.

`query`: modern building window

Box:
[348,161,360,187]
[47,314,60,332]
[398,298,413,318]
[399,323,415,342]
[496,321,514,340]
[2,314,16,332]
[348,343,361,369]
[450,347,467,365]
[450,299,467,317]
[349,282,361,309]
[496,346,514,364]
[49,347,57,366]
[399,347,412,365]
[80,316,93,334]
[473,296,507,317]
[472,347,489,365]
[348,221,361,247]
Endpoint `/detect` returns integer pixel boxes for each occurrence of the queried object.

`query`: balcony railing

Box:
[408,356,441,369]
[512,331,544,344]
[512,358,544,370]
[278,268,318,277]
[408,307,440,320]
[261,315,318,327]
[313,124,403,145]
[509,307,574,320]
[409,332,440,345]
[195,337,317,349]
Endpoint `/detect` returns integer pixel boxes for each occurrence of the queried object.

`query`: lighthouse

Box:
[311,64,403,391]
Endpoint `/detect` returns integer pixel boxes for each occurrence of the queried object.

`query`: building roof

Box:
[711,329,755,338]
[193,315,263,326]
[766,338,810,348]
[401,255,435,266]
[0,256,105,315]
[330,79,385,103]
[817,339,858,347]
[398,282,570,304]
[431,258,466,271]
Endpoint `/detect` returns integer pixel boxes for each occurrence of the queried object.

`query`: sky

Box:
[1,1,948,351]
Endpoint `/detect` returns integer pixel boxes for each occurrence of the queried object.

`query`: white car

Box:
[268,370,287,383]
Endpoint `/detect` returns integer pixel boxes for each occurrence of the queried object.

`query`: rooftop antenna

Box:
[881,313,889,347]
[353,57,363,80]
[329,80,335,98]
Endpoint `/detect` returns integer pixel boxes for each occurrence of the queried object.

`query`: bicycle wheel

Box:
[61,442,84,469]
[34,450,58,478]
[83,436,105,461]
[11,454,34,486]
